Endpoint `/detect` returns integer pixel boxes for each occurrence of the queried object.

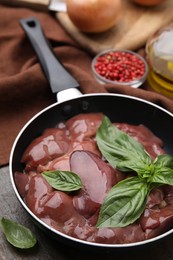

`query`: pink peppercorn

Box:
[93,50,147,85]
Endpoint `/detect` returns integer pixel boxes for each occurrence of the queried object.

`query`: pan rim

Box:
[9,93,173,249]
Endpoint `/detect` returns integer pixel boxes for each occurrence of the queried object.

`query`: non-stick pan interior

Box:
[11,94,173,174]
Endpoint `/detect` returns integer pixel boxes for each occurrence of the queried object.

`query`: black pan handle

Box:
[20,17,79,94]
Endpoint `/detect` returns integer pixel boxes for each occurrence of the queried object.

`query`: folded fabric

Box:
[0,5,173,166]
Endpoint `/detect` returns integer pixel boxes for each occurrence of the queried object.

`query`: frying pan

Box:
[9,17,173,251]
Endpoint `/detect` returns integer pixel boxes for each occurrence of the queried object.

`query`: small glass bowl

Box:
[91,49,148,88]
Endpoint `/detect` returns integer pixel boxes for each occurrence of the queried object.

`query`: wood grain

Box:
[56,0,173,54]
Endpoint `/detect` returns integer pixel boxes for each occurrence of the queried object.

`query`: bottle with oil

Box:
[146,23,173,98]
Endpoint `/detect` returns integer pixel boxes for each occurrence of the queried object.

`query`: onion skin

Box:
[66,0,122,33]
[131,0,166,6]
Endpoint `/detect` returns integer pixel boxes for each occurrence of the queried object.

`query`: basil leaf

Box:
[0,217,37,249]
[42,170,83,192]
[96,177,150,228]
[154,154,173,168]
[96,116,151,172]
[149,155,173,186]
[151,166,173,186]
[117,160,148,174]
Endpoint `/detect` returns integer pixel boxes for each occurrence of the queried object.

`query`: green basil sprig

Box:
[96,116,173,228]
[96,116,151,172]
[0,217,37,249]
[96,177,150,228]
[42,170,83,192]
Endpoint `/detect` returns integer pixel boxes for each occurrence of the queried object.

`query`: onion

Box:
[131,0,166,6]
[66,0,122,33]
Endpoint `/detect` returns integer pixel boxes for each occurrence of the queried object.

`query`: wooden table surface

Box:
[1,165,173,260]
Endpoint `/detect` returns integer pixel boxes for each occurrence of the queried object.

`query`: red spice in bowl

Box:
[92,50,148,88]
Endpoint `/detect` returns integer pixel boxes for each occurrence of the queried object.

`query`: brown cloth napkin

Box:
[0,5,173,167]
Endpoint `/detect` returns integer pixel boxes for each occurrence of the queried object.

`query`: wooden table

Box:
[1,165,173,259]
